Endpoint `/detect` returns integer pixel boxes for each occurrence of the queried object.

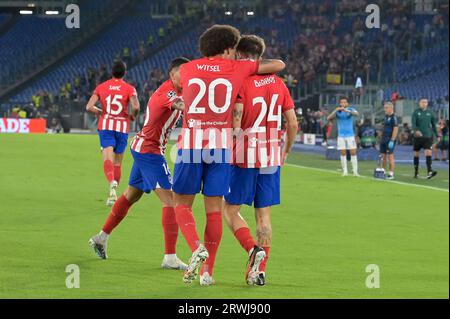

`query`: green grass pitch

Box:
[0,134,448,298]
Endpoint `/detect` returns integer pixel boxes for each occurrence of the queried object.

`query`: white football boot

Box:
[246,246,266,285]
[161,254,188,270]
[199,272,215,286]
[88,231,108,259]
[255,272,266,286]
[106,180,118,206]
[183,244,209,284]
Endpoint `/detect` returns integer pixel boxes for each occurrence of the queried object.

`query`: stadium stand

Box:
[0,16,69,83]
[0,0,448,120]
[7,16,172,102]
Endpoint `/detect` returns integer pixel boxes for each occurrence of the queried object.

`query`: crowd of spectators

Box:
[22,0,449,119]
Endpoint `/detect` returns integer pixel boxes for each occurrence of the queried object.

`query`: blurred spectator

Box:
[122,47,131,65]
[399,122,412,145]
[357,118,376,148]
[49,117,62,134]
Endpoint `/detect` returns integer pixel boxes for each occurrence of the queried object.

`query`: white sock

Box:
[340,156,348,174]
[389,171,394,176]
[351,155,358,174]
[164,254,177,260]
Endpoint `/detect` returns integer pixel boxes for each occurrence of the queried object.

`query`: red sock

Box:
[103,160,114,183]
[162,207,178,254]
[234,227,256,253]
[201,212,222,275]
[175,205,200,252]
[113,164,122,184]
[259,246,270,272]
[102,195,132,234]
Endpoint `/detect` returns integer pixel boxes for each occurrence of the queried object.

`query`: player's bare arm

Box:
[86,94,102,116]
[232,102,243,136]
[282,109,299,163]
[257,59,285,74]
[129,95,140,121]
[327,108,340,121]
[171,98,185,111]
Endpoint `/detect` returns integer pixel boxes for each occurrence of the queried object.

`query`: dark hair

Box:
[112,61,126,79]
[199,24,241,57]
[339,96,349,102]
[419,97,428,102]
[236,35,266,59]
[168,57,190,74]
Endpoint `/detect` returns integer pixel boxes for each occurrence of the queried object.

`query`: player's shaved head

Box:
[168,57,190,91]
[168,57,190,74]
[199,24,241,57]
[236,35,266,59]
[112,61,126,79]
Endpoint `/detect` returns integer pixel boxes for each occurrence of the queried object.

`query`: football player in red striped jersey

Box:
[86,61,140,206]
[88,58,189,271]
[171,25,286,286]
[224,35,298,286]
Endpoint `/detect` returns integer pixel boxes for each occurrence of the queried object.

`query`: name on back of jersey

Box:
[196,64,221,72]
[254,76,276,88]
[109,85,122,91]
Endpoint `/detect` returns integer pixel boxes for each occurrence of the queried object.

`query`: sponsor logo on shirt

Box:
[187,119,202,128]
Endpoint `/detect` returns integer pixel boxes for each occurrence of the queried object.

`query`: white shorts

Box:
[337,136,357,150]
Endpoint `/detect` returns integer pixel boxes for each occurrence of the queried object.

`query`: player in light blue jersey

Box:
[327,97,360,176]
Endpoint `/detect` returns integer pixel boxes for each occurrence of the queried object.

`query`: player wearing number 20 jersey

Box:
[171,25,286,287]
[173,55,259,196]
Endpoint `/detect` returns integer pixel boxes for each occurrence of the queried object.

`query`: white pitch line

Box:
[285,163,449,193]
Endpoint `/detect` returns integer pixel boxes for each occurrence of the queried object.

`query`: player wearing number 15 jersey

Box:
[89,58,190,270]
[223,35,298,286]
[86,61,139,206]
[171,25,286,286]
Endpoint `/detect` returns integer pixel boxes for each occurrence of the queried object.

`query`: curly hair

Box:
[199,24,241,57]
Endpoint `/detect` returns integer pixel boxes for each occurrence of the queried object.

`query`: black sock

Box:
[426,156,432,173]
[414,157,419,174]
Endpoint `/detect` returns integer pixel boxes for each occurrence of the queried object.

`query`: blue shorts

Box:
[380,139,396,154]
[225,166,281,208]
[98,130,128,154]
[172,149,231,197]
[128,150,172,194]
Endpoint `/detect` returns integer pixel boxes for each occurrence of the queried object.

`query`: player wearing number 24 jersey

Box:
[171,25,286,286]
[223,35,298,286]
[86,61,140,206]
[89,58,190,271]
